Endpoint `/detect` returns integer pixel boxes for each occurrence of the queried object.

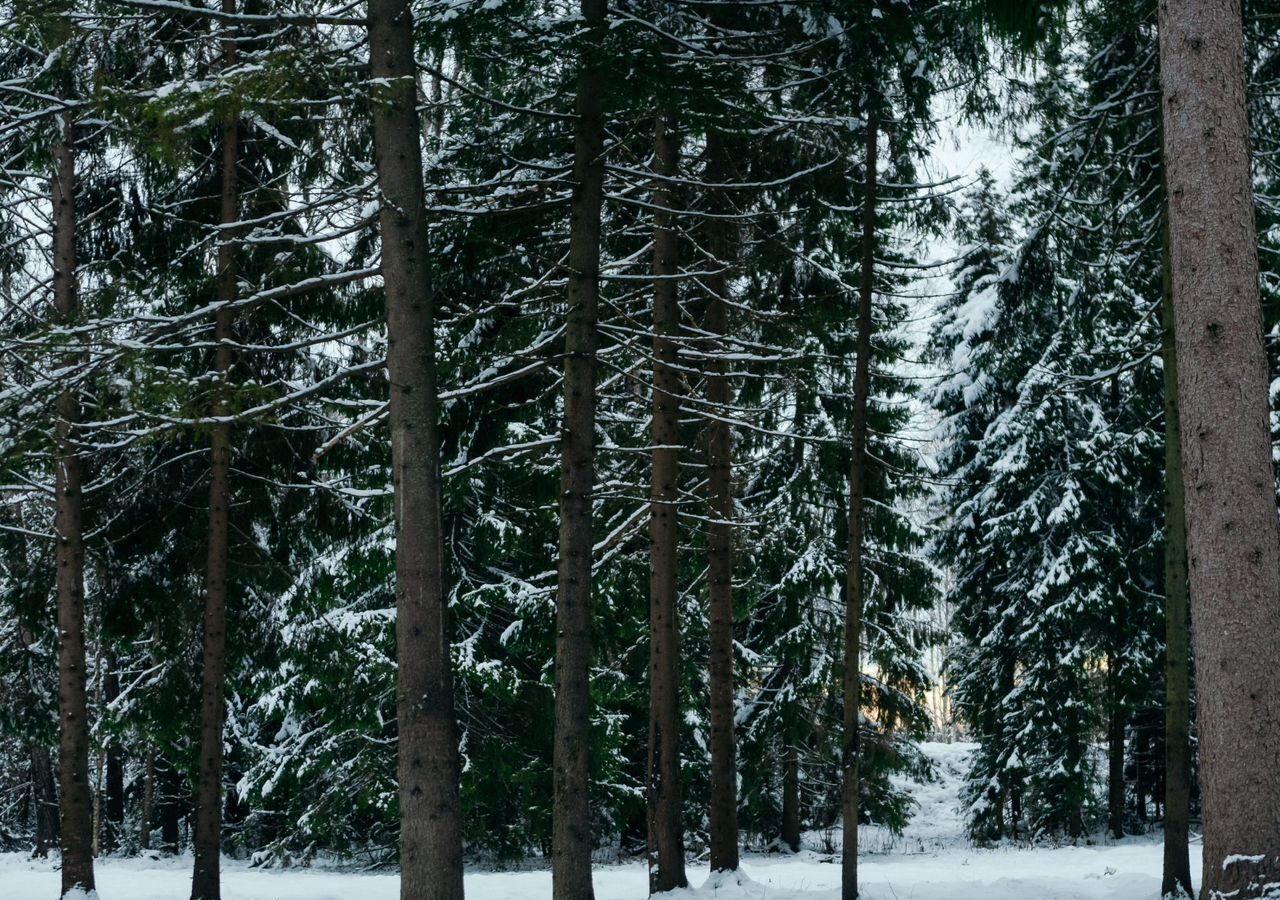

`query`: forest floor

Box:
[2,742,1199,900]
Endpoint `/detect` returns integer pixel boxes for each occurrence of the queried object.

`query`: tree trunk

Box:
[103,659,124,854]
[1157,2,1280,897]
[704,129,740,878]
[1159,190,1194,900]
[781,738,801,853]
[781,394,804,856]
[141,748,155,851]
[158,758,181,854]
[552,4,606,898]
[368,0,466,899]
[842,114,877,900]
[31,745,59,857]
[1107,675,1126,840]
[52,111,95,900]
[646,107,687,896]
[191,10,238,895]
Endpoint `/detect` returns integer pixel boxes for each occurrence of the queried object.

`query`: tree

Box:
[191,5,240,898]
[1157,0,1280,896]
[367,0,466,897]
[1159,196,1193,900]
[553,0,607,897]
[703,129,740,878]
[842,111,877,900]
[646,106,687,894]
[52,83,96,900]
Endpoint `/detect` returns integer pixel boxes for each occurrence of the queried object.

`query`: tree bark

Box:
[140,748,155,852]
[781,734,800,853]
[646,107,687,896]
[842,114,877,900]
[1157,1,1280,896]
[16,619,60,858]
[31,745,59,857]
[1159,188,1194,900]
[780,395,804,856]
[552,4,606,898]
[52,111,95,900]
[103,658,124,854]
[704,129,740,878]
[1107,675,1126,840]
[368,1,466,899]
[191,10,238,896]
[157,758,181,853]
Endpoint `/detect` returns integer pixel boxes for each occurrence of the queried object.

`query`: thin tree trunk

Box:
[781,734,800,853]
[104,657,124,854]
[158,758,180,853]
[92,641,104,858]
[780,584,802,856]
[1159,193,1194,900]
[646,106,687,896]
[191,10,238,896]
[842,114,877,900]
[704,129,740,878]
[17,617,60,858]
[780,391,804,856]
[52,111,95,900]
[32,745,59,857]
[141,747,155,852]
[1157,2,1280,897]
[367,0,465,898]
[553,4,606,898]
[1107,672,1126,840]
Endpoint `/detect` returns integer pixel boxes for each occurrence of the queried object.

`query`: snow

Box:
[3,743,1199,900]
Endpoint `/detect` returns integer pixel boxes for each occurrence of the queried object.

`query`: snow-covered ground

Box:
[3,742,1199,900]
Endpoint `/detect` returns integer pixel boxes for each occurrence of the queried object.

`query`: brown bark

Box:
[191,10,238,896]
[1157,1,1280,896]
[1160,202,1194,900]
[646,107,687,895]
[367,0,466,898]
[842,115,877,900]
[704,129,740,878]
[552,3,606,897]
[52,112,95,900]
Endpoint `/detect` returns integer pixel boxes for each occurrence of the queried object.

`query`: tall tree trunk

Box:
[704,129,740,878]
[1159,193,1194,900]
[52,111,95,900]
[368,1,466,899]
[841,114,877,900]
[191,10,238,896]
[1157,2,1280,897]
[553,4,606,898]
[646,107,687,895]
[780,389,805,856]
[1107,671,1126,840]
